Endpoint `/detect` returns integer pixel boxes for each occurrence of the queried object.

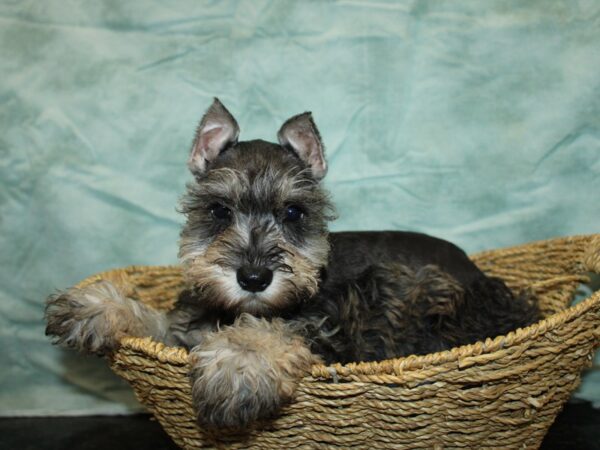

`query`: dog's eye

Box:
[210,203,232,221]
[284,205,304,222]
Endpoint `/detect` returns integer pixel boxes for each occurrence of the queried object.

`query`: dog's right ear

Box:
[188,98,240,175]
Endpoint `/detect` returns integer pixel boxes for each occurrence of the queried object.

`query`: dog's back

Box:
[293,231,540,364]
[326,231,485,285]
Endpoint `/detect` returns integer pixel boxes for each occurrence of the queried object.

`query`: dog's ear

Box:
[188,98,240,175]
[277,112,327,180]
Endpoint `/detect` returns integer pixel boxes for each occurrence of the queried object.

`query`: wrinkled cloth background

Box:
[1,0,599,416]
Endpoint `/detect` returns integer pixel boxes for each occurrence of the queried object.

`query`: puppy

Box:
[46,98,539,428]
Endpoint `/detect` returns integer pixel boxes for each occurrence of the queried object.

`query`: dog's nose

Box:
[236,266,273,292]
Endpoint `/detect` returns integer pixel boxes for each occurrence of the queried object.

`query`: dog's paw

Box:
[189,314,319,429]
[189,346,283,428]
[45,281,141,356]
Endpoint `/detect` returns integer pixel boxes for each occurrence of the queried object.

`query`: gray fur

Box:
[45,281,169,356]
[189,314,319,429]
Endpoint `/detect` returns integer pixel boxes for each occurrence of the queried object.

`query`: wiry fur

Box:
[179,142,333,316]
[292,261,539,364]
[44,98,540,430]
[45,281,168,356]
[189,314,320,428]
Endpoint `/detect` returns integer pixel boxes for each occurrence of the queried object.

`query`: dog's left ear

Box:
[278,112,327,180]
[189,98,240,175]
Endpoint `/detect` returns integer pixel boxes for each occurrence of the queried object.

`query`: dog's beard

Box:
[183,239,326,316]
[190,265,293,315]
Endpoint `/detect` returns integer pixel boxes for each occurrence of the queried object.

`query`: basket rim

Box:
[104,233,600,378]
[118,289,600,379]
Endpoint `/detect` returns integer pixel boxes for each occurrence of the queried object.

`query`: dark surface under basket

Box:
[1,399,599,450]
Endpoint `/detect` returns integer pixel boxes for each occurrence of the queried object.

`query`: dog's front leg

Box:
[45,281,169,356]
[189,314,320,429]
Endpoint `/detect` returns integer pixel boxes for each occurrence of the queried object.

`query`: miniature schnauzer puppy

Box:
[45,99,540,429]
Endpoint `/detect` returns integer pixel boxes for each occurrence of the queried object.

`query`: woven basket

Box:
[78,235,600,449]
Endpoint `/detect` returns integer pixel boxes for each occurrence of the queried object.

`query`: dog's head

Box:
[179,99,335,316]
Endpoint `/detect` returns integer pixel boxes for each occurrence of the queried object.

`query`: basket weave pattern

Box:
[78,235,600,449]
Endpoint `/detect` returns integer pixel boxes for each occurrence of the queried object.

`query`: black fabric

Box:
[1,400,598,449]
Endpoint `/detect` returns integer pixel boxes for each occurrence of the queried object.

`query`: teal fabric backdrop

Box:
[1,0,599,415]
